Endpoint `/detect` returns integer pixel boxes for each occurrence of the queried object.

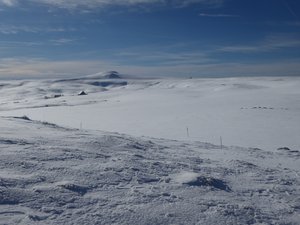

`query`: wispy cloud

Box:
[265,21,300,27]
[220,34,300,53]
[0,24,76,34]
[115,50,213,66]
[0,25,44,34]
[199,13,238,17]
[286,21,300,27]
[0,0,223,10]
[1,56,299,79]
[0,58,116,78]
[50,38,75,45]
[110,40,219,66]
[282,0,298,20]
[171,0,223,8]
[0,0,17,7]
[0,40,43,48]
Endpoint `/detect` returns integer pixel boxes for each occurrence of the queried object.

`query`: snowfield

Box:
[1,116,299,225]
[0,73,299,150]
[0,72,300,224]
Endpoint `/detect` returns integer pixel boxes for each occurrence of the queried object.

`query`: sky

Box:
[0,0,299,79]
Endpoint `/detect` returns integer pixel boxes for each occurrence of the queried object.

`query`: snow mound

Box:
[174,171,199,184]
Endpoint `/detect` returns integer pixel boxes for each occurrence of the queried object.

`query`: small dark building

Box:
[78,91,87,96]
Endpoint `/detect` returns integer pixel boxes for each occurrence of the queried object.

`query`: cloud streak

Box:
[0,24,76,34]
[114,50,213,66]
[0,0,223,10]
[0,0,17,7]
[282,0,298,20]
[0,58,116,79]
[1,57,300,79]
[199,13,238,17]
[50,38,76,45]
[219,34,300,53]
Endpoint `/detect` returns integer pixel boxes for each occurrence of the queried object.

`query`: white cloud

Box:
[199,13,238,17]
[0,24,75,34]
[34,0,222,8]
[0,0,223,10]
[220,34,300,53]
[50,38,75,45]
[0,25,39,34]
[0,0,17,7]
[175,0,223,8]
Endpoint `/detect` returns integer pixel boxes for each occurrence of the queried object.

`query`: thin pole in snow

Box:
[186,127,190,138]
[220,136,223,149]
[80,121,82,130]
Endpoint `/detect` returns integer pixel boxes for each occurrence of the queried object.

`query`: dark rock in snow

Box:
[13,115,31,121]
[58,183,89,195]
[183,176,231,192]
[277,147,290,151]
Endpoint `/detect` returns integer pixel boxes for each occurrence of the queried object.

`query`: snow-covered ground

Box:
[0,72,299,150]
[1,116,299,224]
[0,72,300,224]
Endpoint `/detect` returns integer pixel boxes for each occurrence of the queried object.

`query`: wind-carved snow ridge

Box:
[0,116,299,225]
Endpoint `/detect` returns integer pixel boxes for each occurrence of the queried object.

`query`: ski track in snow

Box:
[0,116,299,225]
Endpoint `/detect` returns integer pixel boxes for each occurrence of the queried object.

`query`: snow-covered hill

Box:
[0,116,299,224]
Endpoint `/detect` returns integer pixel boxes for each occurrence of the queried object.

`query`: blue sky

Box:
[0,0,299,78]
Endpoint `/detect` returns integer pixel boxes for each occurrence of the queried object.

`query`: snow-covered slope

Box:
[0,116,299,224]
[0,75,299,150]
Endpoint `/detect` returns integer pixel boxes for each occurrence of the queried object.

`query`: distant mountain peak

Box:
[102,71,121,79]
[86,71,122,79]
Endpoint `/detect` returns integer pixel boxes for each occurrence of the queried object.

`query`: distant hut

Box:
[78,91,87,96]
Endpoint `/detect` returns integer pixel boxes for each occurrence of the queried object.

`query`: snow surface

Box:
[0,74,300,224]
[0,75,299,150]
[0,116,299,224]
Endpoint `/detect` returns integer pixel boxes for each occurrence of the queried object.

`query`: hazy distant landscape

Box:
[1,72,300,151]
